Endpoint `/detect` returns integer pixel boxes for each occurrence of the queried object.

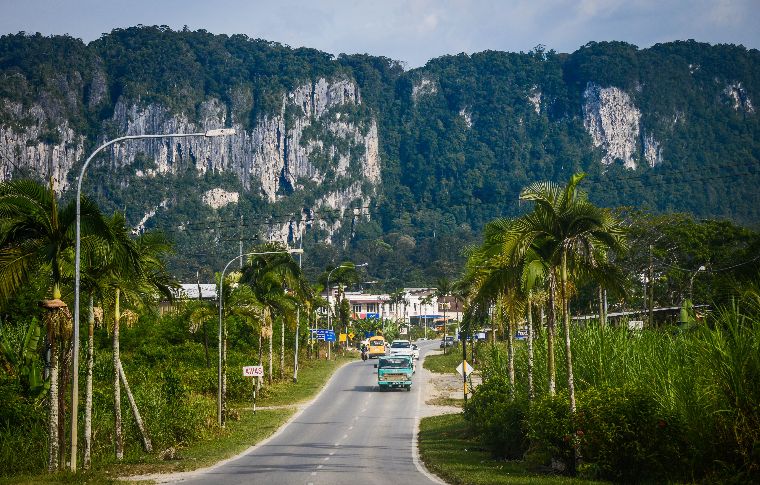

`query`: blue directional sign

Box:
[365,312,380,320]
[324,330,337,342]
[311,329,329,340]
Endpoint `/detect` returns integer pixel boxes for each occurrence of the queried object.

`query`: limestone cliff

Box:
[582,83,663,169]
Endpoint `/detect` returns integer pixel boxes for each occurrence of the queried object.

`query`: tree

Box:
[0,179,108,471]
[435,278,453,354]
[241,243,304,385]
[508,173,627,469]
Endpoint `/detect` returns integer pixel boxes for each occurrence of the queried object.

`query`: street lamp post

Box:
[72,128,235,470]
[689,265,707,301]
[217,248,302,427]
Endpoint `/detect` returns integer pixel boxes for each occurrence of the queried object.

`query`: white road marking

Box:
[343,434,348,439]
[311,472,317,476]
[317,465,323,469]
[323,457,330,461]
[329,451,335,455]
[348,426,354,430]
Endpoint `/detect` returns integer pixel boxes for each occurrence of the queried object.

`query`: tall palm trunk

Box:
[83,295,95,470]
[266,308,273,385]
[504,298,515,399]
[598,286,605,326]
[280,317,285,380]
[47,334,59,471]
[113,288,123,460]
[222,315,227,424]
[547,275,557,396]
[560,250,576,413]
[203,321,210,368]
[527,299,535,401]
[42,291,68,472]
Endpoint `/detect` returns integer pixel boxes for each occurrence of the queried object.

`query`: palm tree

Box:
[98,218,175,458]
[241,244,303,384]
[75,211,139,469]
[514,173,626,414]
[0,179,108,471]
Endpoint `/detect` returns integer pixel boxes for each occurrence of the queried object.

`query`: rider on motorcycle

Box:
[360,343,368,361]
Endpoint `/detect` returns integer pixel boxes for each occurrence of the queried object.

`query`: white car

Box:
[389,340,419,360]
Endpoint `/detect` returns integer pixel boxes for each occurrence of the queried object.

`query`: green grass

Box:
[418,413,607,485]
[424,345,467,374]
[256,355,353,407]
[0,355,353,484]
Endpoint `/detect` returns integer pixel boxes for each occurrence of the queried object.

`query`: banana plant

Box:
[0,318,49,399]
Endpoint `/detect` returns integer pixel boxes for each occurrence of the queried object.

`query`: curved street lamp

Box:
[217,248,302,427]
[71,128,235,470]
[689,265,707,301]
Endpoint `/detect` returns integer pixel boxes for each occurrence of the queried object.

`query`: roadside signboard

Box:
[242,365,264,377]
[515,329,528,340]
[400,326,408,335]
[456,360,474,377]
[311,329,333,340]
[365,312,380,319]
[348,332,355,339]
[339,333,347,342]
[324,330,337,342]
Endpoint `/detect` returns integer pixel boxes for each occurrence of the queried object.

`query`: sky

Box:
[1,0,759,68]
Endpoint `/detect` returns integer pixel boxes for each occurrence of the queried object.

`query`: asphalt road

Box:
[173,339,444,485]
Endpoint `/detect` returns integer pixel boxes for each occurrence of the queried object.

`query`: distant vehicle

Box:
[367,336,386,358]
[389,339,419,361]
[439,336,455,348]
[374,355,414,391]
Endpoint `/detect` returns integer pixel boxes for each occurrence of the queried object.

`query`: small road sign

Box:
[456,360,474,377]
[348,332,355,339]
[243,365,264,377]
[324,330,337,342]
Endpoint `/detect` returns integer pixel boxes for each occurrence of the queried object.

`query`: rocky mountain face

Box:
[1,30,758,279]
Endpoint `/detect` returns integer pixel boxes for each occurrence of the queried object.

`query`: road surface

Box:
[172,339,444,485]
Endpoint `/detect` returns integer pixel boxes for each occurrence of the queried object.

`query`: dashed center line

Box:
[323,457,330,461]
[317,464,323,469]
[342,434,348,439]
[329,451,335,455]
[311,472,317,476]
[348,426,354,430]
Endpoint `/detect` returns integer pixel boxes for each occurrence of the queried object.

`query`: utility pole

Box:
[239,214,243,269]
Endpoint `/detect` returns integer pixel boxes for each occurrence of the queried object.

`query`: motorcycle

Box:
[361,348,368,361]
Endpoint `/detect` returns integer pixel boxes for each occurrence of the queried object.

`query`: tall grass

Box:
[476,300,760,479]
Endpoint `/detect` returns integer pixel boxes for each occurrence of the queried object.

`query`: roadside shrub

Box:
[574,386,688,482]
[525,391,574,472]
[0,379,46,475]
[526,387,688,481]
[464,375,529,459]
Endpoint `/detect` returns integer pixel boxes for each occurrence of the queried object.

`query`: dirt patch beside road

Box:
[418,349,480,417]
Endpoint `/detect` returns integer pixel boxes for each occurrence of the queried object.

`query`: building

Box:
[159,283,217,314]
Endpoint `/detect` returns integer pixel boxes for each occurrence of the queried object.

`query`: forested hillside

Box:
[1,27,758,285]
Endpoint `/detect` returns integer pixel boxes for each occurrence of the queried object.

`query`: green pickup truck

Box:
[375,355,414,391]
